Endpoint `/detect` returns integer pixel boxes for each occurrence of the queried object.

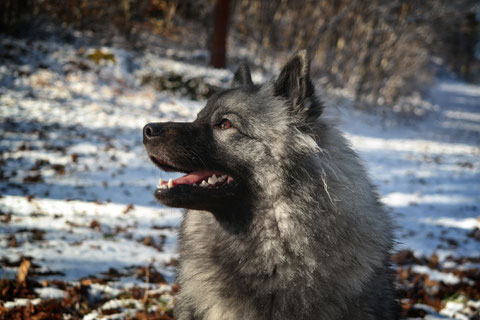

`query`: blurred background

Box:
[2,0,480,109]
[0,1,479,319]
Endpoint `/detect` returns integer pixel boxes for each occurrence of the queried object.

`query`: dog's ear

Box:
[231,61,253,88]
[274,50,322,120]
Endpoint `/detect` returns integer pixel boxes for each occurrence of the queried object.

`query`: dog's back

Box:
[144,51,397,320]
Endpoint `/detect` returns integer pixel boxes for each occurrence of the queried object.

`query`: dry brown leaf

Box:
[8,234,17,247]
[80,279,92,286]
[89,220,101,231]
[17,259,31,284]
[123,204,134,214]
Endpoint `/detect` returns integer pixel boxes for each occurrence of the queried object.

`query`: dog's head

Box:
[143,51,323,214]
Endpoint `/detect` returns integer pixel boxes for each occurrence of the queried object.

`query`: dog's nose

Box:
[143,123,164,141]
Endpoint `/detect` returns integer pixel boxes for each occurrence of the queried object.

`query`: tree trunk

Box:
[209,0,231,69]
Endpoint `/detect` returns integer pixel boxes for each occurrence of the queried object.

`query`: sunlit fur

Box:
[173,52,398,320]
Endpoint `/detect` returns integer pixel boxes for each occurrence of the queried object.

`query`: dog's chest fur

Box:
[175,180,392,320]
[177,208,300,320]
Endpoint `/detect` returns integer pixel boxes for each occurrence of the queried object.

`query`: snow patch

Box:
[35,287,67,299]
[411,265,460,284]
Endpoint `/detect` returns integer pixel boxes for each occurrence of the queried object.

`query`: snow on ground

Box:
[0,33,479,319]
[330,83,480,261]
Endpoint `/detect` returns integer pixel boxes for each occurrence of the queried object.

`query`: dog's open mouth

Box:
[150,155,235,191]
[147,153,242,210]
[156,171,234,189]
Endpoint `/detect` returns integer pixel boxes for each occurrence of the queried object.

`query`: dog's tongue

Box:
[172,170,218,185]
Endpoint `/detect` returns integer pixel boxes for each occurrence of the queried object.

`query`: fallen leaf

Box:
[89,220,102,231]
[17,259,31,284]
[123,204,134,214]
[8,234,17,247]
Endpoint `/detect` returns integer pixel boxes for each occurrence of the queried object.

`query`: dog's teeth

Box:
[193,183,198,187]
[220,175,227,181]
[200,180,208,187]
[168,178,173,189]
[156,178,163,189]
[208,176,216,185]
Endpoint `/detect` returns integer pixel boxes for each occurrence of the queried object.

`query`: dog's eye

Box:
[218,119,232,130]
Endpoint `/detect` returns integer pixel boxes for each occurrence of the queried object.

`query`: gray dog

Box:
[143,51,398,320]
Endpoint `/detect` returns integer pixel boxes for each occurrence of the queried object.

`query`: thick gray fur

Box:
[175,51,398,320]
